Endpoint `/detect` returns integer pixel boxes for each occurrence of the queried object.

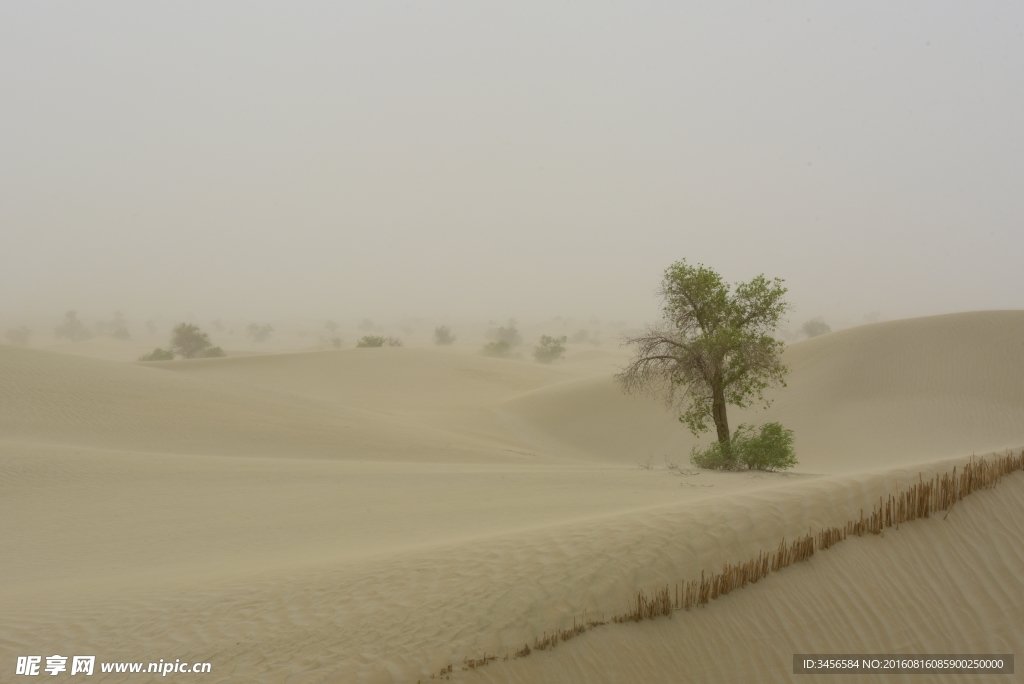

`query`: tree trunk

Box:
[711,377,730,446]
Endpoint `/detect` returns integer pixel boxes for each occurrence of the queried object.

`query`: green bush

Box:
[199,346,225,358]
[356,335,386,348]
[690,422,796,472]
[533,335,567,363]
[482,340,512,358]
[139,348,174,361]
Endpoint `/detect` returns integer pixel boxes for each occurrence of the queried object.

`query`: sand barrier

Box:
[435,450,1023,678]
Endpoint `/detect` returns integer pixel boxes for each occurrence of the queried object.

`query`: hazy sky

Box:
[2,2,1022,326]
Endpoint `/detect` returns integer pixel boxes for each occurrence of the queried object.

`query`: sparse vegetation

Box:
[485,319,522,347]
[533,335,567,363]
[55,311,93,342]
[690,422,796,471]
[482,340,512,358]
[110,326,131,340]
[801,317,831,338]
[170,323,214,359]
[434,325,456,345]
[138,348,174,361]
[617,260,790,451]
[356,335,386,348]
[385,336,403,347]
[247,323,274,343]
[5,327,32,345]
[199,346,226,358]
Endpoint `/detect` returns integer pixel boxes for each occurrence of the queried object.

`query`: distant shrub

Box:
[533,335,567,363]
[801,318,831,338]
[5,327,32,345]
[485,319,522,347]
[199,346,225,358]
[482,340,512,358]
[247,323,274,343]
[385,336,403,347]
[55,311,93,342]
[171,323,213,359]
[690,422,797,472]
[139,348,174,361]
[111,326,131,340]
[356,335,386,348]
[434,326,456,345]
[330,337,342,349]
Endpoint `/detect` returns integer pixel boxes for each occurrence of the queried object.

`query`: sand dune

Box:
[1,311,1022,682]
[504,311,1024,472]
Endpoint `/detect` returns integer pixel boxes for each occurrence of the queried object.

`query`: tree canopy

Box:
[171,323,213,359]
[616,260,789,446]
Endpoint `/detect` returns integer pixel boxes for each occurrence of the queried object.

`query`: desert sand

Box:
[2,310,1023,683]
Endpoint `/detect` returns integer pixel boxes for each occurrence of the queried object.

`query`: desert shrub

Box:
[690,422,797,472]
[385,336,403,347]
[689,440,736,470]
[199,346,225,358]
[5,327,32,345]
[434,325,456,345]
[139,348,174,361]
[801,318,831,338]
[482,340,512,358]
[356,335,386,348]
[247,323,274,343]
[533,335,567,363]
[485,319,522,346]
[111,326,131,340]
[170,323,213,358]
[55,311,93,342]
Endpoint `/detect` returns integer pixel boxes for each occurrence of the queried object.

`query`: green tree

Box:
[617,260,790,448]
[533,335,567,363]
[170,323,213,359]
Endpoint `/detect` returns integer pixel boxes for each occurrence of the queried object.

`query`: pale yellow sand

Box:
[2,311,1022,682]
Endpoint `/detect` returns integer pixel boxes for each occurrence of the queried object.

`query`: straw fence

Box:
[430,451,1023,678]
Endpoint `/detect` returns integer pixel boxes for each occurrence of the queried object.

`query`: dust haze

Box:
[2,2,1022,345]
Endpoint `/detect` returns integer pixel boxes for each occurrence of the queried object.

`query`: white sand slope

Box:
[1,311,1022,683]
